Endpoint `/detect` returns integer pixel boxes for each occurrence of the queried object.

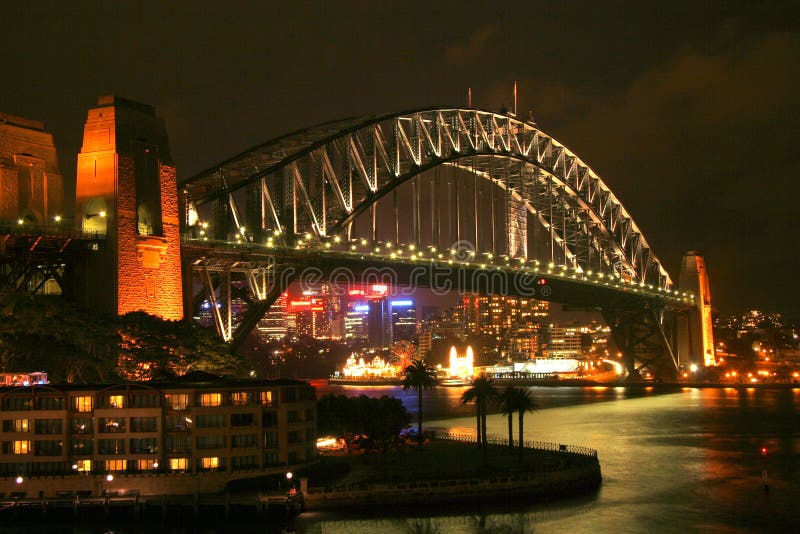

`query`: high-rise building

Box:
[287,295,328,338]
[368,297,391,348]
[390,299,417,342]
[545,325,584,358]
[417,330,433,357]
[257,292,288,341]
[461,294,549,356]
[344,301,369,341]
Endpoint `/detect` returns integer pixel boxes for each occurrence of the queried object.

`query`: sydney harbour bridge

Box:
[0,99,713,381]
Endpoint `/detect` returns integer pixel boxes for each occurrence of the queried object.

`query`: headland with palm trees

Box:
[302,359,602,510]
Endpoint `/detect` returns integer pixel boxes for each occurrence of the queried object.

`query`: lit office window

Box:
[13,419,29,432]
[201,457,219,469]
[73,396,94,413]
[74,459,92,472]
[137,459,158,471]
[199,393,222,407]
[169,458,188,471]
[104,459,127,472]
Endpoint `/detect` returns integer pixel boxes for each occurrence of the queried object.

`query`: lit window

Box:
[104,459,127,472]
[169,458,188,471]
[73,396,93,413]
[14,419,29,432]
[260,391,273,406]
[13,440,31,454]
[74,459,92,472]
[231,392,250,406]
[107,395,125,408]
[199,393,222,407]
[201,457,219,469]
[137,459,158,471]
[165,393,188,410]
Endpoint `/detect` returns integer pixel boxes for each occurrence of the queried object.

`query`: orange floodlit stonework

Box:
[74,96,183,320]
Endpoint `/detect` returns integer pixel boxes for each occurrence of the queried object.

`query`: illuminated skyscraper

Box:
[344,301,369,341]
[368,297,391,348]
[390,299,417,342]
[461,294,549,356]
[257,291,287,341]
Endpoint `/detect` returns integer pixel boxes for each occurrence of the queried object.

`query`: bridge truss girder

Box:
[182,108,672,291]
[602,307,680,381]
[0,231,104,295]
[186,255,278,343]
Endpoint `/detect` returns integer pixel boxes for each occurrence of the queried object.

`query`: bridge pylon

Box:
[677,251,716,369]
[72,96,183,320]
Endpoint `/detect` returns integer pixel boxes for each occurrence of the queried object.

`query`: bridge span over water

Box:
[0,98,714,380]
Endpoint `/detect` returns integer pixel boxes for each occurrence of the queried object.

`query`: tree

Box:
[316,394,411,451]
[402,359,438,447]
[0,291,244,383]
[117,311,244,380]
[505,387,538,461]
[460,377,498,450]
[498,387,517,449]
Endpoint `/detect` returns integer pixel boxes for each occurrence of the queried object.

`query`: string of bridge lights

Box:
[190,222,695,305]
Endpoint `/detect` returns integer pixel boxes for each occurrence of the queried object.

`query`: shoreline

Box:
[303,435,601,510]
[322,377,800,389]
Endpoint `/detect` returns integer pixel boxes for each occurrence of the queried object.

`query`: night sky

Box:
[2,1,799,318]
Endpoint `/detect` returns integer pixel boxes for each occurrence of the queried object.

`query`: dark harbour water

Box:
[300,383,800,533]
[3,385,798,533]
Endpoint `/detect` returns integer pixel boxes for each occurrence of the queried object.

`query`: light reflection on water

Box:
[302,383,800,533]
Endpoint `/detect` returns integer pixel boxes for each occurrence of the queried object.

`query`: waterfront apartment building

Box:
[0,375,316,496]
[461,294,549,356]
[545,325,585,358]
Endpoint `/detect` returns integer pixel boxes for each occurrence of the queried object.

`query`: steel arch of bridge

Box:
[181,108,672,290]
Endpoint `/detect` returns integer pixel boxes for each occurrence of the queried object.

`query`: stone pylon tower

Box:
[73,96,183,320]
[677,251,715,368]
[0,113,64,224]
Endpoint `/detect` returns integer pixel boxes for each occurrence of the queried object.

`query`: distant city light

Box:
[391,300,413,307]
[371,284,388,295]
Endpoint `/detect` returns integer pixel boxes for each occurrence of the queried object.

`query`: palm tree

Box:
[402,359,438,447]
[498,387,518,450]
[460,377,498,449]
[510,387,537,461]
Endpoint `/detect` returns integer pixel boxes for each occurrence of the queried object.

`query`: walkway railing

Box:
[435,431,598,458]
[0,222,105,241]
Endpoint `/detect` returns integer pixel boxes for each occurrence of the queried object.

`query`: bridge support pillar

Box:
[74,96,183,320]
[603,307,679,382]
[677,252,716,369]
